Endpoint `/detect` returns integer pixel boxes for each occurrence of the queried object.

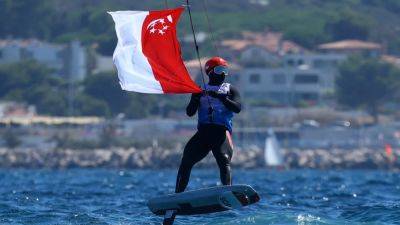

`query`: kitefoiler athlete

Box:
[175,56,242,193]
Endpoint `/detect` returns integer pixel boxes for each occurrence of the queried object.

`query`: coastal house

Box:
[281,53,347,103]
[219,31,350,106]
[220,31,305,67]
[237,53,350,106]
[0,39,87,81]
[239,67,323,105]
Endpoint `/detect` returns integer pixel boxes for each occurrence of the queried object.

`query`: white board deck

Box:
[147,184,260,216]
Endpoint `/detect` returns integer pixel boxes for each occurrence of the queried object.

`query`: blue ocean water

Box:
[0,169,400,225]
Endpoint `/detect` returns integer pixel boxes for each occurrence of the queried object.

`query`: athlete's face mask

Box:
[208,66,228,84]
[208,72,225,84]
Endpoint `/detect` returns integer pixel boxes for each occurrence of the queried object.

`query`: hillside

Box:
[1,0,400,58]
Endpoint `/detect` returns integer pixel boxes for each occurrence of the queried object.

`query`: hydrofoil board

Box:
[147,184,260,216]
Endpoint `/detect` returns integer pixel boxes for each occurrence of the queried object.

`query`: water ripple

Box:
[0,169,399,224]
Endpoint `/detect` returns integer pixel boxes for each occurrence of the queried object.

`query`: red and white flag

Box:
[109,8,201,94]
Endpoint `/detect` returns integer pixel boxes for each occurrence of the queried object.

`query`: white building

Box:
[231,52,347,106]
[283,53,347,94]
[0,39,87,81]
[237,67,317,105]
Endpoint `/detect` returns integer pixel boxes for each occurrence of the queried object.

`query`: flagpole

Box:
[185,0,214,122]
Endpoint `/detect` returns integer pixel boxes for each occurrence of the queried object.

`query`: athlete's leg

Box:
[211,130,233,186]
[175,132,209,193]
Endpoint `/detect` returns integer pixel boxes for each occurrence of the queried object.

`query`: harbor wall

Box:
[0,147,398,169]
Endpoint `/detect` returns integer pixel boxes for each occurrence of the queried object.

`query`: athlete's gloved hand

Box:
[191,92,202,102]
[206,90,227,100]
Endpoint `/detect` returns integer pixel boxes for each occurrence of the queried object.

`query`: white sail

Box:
[264,129,284,167]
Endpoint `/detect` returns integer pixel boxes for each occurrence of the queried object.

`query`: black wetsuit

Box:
[175,84,241,193]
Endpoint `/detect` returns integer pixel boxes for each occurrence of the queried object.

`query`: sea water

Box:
[0,169,400,225]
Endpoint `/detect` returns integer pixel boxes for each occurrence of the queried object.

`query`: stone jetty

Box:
[0,147,398,169]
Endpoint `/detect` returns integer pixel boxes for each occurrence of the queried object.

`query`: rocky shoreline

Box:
[0,147,398,169]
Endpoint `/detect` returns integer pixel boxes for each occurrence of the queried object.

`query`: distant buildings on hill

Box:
[1,33,399,109]
[187,31,399,107]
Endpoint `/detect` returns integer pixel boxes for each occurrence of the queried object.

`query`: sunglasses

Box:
[209,66,229,76]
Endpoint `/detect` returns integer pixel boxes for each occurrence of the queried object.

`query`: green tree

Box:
[336,56,400,123]
[0,61,68,116]
[83,71,162,118]
[74,93,110,117]
[4,0,400,54]
[0,0,55,39]
[83,71,131,116]
[0,61,51,98]
[325,10,372,41]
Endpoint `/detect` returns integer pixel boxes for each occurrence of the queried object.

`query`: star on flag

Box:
[147,18,170,35]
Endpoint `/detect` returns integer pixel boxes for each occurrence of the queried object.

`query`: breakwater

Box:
[0,147,398,169]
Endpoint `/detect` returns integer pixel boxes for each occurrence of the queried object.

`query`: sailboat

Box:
[264,128,284,167]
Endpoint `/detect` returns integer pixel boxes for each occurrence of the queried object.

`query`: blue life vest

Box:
[198,83,234,132]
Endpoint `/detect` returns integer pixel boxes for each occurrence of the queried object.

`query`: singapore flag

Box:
[109,8,201,94]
